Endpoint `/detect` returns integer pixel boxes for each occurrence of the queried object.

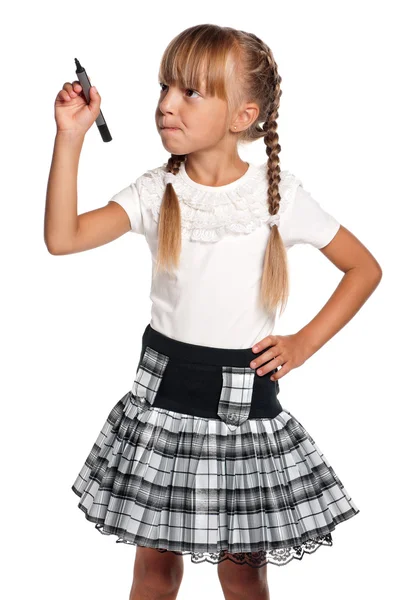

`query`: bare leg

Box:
[217,553,269,600]
[129,547,184,600]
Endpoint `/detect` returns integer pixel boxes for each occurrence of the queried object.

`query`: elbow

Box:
[44,231,74,255]
[349,259,383,290]
[363,254,383,284]
[45,238,56,255]
[47,247,61,256]
[372,260,383,283]
[44,237,64,255]
[46,244,58,255]
[367,262,383,292]
[44,229,58,255]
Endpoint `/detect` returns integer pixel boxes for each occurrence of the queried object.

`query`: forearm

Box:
[44,131,85,253]
[296,266,382,359]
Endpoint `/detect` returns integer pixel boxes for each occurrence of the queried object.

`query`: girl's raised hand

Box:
[250,333,310,382]
[54,81,101,135]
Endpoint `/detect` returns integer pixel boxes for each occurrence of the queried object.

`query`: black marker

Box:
[74,58,112,142]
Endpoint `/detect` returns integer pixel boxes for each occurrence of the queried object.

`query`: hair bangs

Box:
[158,25,236,100]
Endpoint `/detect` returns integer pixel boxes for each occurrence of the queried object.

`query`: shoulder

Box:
[256,163,340,249]
[272,166,340,249]
[108,163,167,236]
[135,162,167,195]
[132,163,171,229]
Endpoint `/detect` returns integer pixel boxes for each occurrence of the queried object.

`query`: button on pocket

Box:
[131,346,170,411]
[217,366,255,431]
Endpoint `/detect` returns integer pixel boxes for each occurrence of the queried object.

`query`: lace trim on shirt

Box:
[139,163,302,242]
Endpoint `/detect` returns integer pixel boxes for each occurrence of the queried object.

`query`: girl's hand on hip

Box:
[250,333,309,381]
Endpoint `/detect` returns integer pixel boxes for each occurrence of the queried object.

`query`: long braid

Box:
[261,51,283,222]
[154,153,187,277]
[254,40,289,314]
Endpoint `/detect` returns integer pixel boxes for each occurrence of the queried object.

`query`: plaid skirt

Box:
[71,324,360,568]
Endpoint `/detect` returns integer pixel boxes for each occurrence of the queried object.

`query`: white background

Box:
[2,0,403,598]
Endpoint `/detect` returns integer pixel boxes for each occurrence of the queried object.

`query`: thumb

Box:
[89,86,101,111]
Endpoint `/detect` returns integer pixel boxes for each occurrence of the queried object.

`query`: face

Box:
[155,79,231,155]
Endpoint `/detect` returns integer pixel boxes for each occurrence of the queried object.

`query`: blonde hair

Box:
[156,24,289,317]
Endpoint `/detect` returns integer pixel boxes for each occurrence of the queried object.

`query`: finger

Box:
[72,81,83,94]
[256,354,284,377]
[252,335,277,353]
[270,363,289,381]
[89,85,101,107]
[85,86,100,115]
[62,82,78,99]
[250,346,280,369]
[58,89,72,102]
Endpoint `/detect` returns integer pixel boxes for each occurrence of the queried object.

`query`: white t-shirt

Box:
[109,160,340,349]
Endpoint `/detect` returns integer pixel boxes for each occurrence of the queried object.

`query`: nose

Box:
[158,85,181,114]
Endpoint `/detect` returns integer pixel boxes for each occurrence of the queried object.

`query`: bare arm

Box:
[249,225,383,381]
[45,78,133,255]
[44,131,131,255]
[295,225,383,358]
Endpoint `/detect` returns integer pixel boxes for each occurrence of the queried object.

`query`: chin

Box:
[161,141,186,154]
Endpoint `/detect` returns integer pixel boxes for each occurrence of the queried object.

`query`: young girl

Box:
[46,23,381,600]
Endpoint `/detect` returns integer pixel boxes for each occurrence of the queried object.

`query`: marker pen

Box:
[74,58,112,142]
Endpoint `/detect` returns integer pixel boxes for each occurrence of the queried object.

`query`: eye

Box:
[159,82,200,98]
[185,88,200,98]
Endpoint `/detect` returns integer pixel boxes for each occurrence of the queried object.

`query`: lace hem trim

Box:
[97,522,332,568]
[153,533,333,567]
[139,163,302,242]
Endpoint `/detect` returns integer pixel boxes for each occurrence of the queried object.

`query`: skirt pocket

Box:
[217,366,255,431]
[130,345,170,412]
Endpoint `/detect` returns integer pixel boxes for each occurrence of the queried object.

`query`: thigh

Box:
[218,552,268,588]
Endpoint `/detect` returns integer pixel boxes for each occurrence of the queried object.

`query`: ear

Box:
[234,102,260,132]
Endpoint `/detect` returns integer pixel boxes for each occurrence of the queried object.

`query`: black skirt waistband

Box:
[137,324,282,423]
[142,324,270,367]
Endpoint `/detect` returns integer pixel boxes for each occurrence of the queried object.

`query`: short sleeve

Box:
[284,180,340,249]
[108,178,144,235]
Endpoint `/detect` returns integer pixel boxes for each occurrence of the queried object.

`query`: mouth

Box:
[161,127,181,134]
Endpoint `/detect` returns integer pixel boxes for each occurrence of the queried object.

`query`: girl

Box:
[46,24,382,600]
